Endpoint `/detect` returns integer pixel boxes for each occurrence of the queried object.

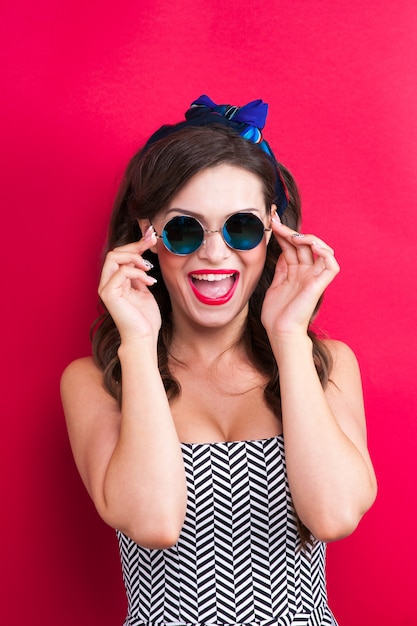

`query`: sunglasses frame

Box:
[151,212,272,256]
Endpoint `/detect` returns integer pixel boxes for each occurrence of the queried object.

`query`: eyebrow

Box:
[165,207,263,219]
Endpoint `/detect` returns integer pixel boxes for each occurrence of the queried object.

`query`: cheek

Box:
[157,243,182,266]
[240,245,268,285]
[156,245,187,286]
[246,242,268,268]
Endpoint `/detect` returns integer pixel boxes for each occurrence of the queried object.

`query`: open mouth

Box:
[188,271,239,305]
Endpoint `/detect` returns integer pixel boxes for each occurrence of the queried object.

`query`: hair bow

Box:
[189,95,270,151]
[190,94,268,129]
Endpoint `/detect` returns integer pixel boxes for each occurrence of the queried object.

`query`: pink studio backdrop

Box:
[2,2,416,624]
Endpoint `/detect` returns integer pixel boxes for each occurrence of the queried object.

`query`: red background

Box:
[2,1,416,624]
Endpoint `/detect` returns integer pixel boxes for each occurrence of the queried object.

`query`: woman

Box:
[61,95,377,625]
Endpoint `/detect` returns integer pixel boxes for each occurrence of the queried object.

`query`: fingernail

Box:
[144,225,156,241]
[292,233,305,238]
[143,259,154,270]
[271,215,281,224]
[311,241,322,248]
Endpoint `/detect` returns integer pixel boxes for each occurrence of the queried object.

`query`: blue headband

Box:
[144,95,289,216]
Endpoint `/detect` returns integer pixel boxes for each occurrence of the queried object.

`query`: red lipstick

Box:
[188,269,239,306]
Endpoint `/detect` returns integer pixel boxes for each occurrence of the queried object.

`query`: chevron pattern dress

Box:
[116,435,338,626]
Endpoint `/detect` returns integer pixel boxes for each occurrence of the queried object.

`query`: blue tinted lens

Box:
[162,216,204,254]
[223,213,265,250]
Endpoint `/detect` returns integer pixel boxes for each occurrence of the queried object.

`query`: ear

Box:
[138,219,159,254]
[269,204,278,223]
[266,204,278,244]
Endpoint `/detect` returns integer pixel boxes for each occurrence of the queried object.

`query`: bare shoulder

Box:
[322,337,359,360]
[60,355,120,429]
[61,356,119,412]
[61,356,103,392]
[321,338,362,384]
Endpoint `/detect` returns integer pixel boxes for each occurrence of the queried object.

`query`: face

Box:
[142,164,275,330]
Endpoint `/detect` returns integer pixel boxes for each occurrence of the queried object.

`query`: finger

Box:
[291,235,336,266]
[289,231,335,256]
[101,226,157,285]
[273,228,318,266]
[301,237,334,256]
[290,234,316,265]
[310,241,340,274]
[100,252,154,289]
[302,246,340,296]
[104,250,154,272]
[272,252,289,285]
[272,217,335,260]
[109,225,158,256]
[271,221,301,265]
[99,264,157,297]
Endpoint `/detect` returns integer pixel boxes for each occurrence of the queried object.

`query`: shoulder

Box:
[60,357,109,401]
[321,338,361,379]
[60,356,103,392]
[321,338,359,360]
[60,356,119,422]
[61,355,101,380]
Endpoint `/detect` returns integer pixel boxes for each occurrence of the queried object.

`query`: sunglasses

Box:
[153,212,271,256]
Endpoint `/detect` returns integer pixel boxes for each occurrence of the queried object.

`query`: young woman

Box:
[61,95,377,625]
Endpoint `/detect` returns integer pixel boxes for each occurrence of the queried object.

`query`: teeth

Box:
[191,273,234,282]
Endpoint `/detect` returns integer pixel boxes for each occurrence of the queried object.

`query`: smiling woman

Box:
[60,95,377,626]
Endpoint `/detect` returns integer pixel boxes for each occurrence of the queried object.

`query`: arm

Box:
[262,216,377,542]
[61,229,187,549]
[272,336,376,542]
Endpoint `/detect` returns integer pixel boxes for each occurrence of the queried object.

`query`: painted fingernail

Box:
[292,233,305,238]
[271,215,281,224]
[144,225,157,241]
[143,259,154,270]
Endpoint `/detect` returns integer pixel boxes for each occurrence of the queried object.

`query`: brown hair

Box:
[91,124,332,545]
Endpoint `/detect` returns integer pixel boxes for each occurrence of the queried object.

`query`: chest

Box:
[170,367,282,444]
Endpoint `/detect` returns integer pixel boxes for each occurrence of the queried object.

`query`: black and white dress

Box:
[117,436,338,626]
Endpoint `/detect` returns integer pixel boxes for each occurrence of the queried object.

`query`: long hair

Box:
[91,125,332,544]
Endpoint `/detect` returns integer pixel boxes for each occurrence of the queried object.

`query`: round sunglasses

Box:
[153,212,271,255]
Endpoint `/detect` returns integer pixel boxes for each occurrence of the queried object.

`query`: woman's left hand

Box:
[261,216,340,338]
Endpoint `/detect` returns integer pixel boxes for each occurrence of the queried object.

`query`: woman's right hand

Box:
[98,226,161,343]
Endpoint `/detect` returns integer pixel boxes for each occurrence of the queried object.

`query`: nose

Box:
[197,229,232,262]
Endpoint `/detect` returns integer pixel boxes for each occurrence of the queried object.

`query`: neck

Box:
[169,309,248,366]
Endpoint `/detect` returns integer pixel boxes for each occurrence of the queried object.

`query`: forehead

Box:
[167,164,266,216]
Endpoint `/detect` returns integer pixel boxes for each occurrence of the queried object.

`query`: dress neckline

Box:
[180,433,284,447]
